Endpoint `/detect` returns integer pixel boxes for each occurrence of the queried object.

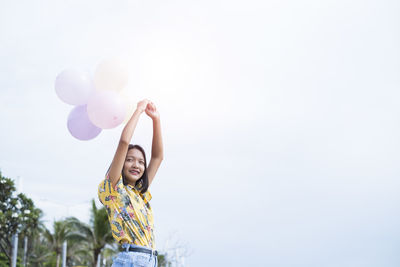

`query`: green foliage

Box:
[0,172,41,235]
[0,253,9,267]
[66,200,114,267]
[42,252,57,267]
[0,170,176,266]
[0,253,23,267]
[0,171,42,261]
[157,254,170,267]
[24,223,53,266]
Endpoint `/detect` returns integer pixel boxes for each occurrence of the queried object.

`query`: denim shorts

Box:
[111,243,158,267]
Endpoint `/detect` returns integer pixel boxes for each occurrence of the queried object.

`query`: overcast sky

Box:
[1,0,399,266]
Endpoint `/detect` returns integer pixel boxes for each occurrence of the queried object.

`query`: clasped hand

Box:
[136,99,159,120]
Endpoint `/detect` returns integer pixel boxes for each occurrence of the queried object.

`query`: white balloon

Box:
[55,69,94,105]
[94,58,129,92]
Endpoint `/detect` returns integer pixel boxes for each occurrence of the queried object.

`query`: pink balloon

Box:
[87,90,126,129]
[55,69,94,105]
[67,105,102,140]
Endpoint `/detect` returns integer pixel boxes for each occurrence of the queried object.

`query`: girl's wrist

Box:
[135,108,145,114]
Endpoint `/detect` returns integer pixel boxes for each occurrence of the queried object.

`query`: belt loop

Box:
[148,249,152,262]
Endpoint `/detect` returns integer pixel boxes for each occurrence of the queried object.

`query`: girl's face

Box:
[123,148,145,184]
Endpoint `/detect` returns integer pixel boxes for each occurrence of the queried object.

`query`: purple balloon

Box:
[67,105,102,140]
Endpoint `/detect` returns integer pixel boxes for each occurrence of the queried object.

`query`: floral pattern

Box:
[98,174,155,249]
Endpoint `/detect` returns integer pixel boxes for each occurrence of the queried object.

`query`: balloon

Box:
[94,58,129,92]
[67,105,102,140]
[119,88,137,124]
[55,69,94,105]
[87,90,126,129]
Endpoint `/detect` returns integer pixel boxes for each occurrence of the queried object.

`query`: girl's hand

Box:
[145,101,160,120]
[136,99,150,113]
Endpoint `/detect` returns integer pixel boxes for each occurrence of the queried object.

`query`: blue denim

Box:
[111,244,158,267]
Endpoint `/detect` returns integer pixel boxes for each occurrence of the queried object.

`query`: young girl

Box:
[98,99,163,267]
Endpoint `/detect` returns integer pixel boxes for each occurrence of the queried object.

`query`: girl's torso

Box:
[98,174,155,249]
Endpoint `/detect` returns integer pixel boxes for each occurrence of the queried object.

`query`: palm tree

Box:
[65,237,92,266]
[43,219,84,267]
[26,222,53,266]
[67,200,114,267]
[101,244,119,266]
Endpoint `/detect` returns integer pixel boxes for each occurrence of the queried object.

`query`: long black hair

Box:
[106,144,149,193]
[123,144,149,193]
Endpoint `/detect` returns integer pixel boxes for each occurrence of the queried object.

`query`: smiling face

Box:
[122,148,146,185]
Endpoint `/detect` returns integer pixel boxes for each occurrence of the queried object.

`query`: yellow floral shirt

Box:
[98,174,155,249]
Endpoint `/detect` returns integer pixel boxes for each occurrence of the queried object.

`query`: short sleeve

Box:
[98,174,125,205]
[140,190,152,204]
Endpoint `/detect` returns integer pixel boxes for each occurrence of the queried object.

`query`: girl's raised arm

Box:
[145,101,164,186]
[108,99,149,188]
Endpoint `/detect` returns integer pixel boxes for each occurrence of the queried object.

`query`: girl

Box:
[98,99,163,267]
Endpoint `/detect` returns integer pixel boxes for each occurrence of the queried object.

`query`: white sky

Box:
[1,0,400,266]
